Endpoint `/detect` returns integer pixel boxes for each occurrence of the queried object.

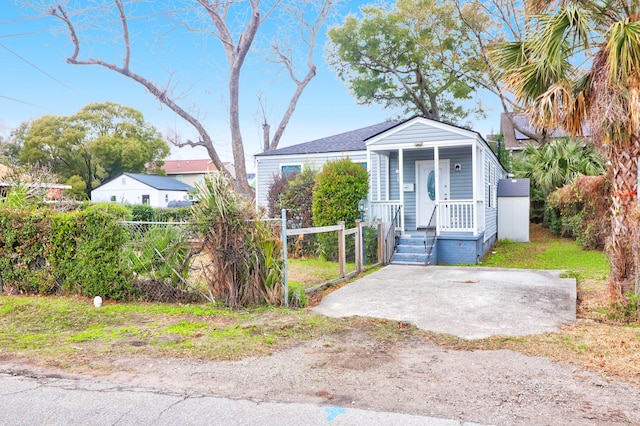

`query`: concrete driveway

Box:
[312,265,576,340]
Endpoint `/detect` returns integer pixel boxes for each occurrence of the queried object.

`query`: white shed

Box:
[497,178,530,242]
[91,173,195,208]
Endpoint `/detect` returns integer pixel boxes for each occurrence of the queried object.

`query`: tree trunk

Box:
[607,139,640,299]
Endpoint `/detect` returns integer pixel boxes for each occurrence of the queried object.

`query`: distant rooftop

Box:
[255,121,399,157]
[124,173,194,191]
[162,159,232,174]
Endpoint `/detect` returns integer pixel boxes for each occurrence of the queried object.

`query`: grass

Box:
[472,223,640,384]
[0,295,396,371]
[480,224,609,284]
[1,224,639,385]
[288,257,357,289]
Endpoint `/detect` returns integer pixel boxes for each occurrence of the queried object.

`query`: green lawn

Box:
[480,224,609,285]
[287,257,357,289]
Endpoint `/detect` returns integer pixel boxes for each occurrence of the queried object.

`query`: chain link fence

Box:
[122,221,210,303]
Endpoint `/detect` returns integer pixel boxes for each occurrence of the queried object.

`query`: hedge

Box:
[0,204,134,299]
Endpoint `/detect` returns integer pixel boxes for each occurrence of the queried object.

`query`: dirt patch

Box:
[2,329,639,425]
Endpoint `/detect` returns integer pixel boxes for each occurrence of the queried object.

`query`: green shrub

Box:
[286,281,308,308]
[0,208,56,294]
[267,172,296,218]
[156,206,193,222]
[131,204,156,222]
[73,204,133,299]
[547,175,609,250]
[312,159,368,260]
[0,203,153,300]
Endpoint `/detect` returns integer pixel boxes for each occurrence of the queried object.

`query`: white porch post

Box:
[399,148,405,233]
[385,154,390,201]
[472,144,478,236]
[367,149,373,202]
[434,146,440,235]
[376,152,381,201]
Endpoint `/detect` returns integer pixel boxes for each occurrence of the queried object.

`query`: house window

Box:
[175,175,183,182]
[110,195,116,202]
[165,194,169,202]
[360,162,367,170]
[142,194,150,205]
[281,164,302,178]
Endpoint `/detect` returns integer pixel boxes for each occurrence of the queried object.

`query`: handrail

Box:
[383,205,402,263]
[425,206,438,265]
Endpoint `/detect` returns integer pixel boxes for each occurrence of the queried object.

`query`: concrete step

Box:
[392,252,427,264]
[396,236,426,246]
[395,244,427,254]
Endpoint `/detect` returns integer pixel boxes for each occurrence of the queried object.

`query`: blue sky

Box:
[0,1,501,170]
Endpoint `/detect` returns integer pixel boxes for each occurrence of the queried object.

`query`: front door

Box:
[416,160,450,228]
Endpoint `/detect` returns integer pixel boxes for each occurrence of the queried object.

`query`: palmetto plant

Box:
[192,173,284,308]
[514,138,605,197]
[493,0,640,300]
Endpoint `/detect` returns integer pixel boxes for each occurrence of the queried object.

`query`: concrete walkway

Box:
[313,265,576,340]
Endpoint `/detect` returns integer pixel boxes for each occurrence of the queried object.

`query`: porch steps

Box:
[392,234,433,265]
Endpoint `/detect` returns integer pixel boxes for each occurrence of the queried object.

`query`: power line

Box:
[0,94,46,109]
[0,43,87,99]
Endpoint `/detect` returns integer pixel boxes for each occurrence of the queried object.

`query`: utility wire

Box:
[0,43,87,99]
[0,94,46,109]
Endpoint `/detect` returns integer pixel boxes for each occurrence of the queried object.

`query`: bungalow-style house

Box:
[161,159,236,187]
[0,164,70,202]
[91,173,195,208]
[255,116,507,265]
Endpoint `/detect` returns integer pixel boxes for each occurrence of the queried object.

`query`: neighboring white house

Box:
[91,173,195,208]
[0,163,71,202]
[160,159,236,187]
[255,116,507,265]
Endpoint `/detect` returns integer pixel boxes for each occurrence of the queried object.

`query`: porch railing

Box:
[437,200,475,232]
[370,201,403,232]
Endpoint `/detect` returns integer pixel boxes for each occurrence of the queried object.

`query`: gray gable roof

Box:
[255,121,398,157]
[124,173,194,191]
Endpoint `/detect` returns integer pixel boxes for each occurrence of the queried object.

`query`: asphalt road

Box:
[0,372,485,426]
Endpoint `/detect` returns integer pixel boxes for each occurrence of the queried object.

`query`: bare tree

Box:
[31,0,335,196]
[454,0,546,143]
[261,0,335,152]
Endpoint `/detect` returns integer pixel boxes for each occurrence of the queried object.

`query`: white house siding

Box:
[367,121,468,146]
[91,177,190,208]
[255,151,368,210]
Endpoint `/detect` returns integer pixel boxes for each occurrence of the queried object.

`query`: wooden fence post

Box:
[377,219,383,265]
[338,221,345,278]
[355,220,362,272]
[281,209,288,307]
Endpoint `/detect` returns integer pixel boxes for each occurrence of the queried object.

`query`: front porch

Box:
[366,144,486,237]
[359,116,502,265]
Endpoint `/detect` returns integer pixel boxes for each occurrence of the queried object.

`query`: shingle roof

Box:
[255,121,399,157]
[501,113,590,150]
[124,173,194,191]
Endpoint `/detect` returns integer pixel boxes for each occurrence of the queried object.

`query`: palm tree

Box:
[514,138,605,198]
[493,1,640,299]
